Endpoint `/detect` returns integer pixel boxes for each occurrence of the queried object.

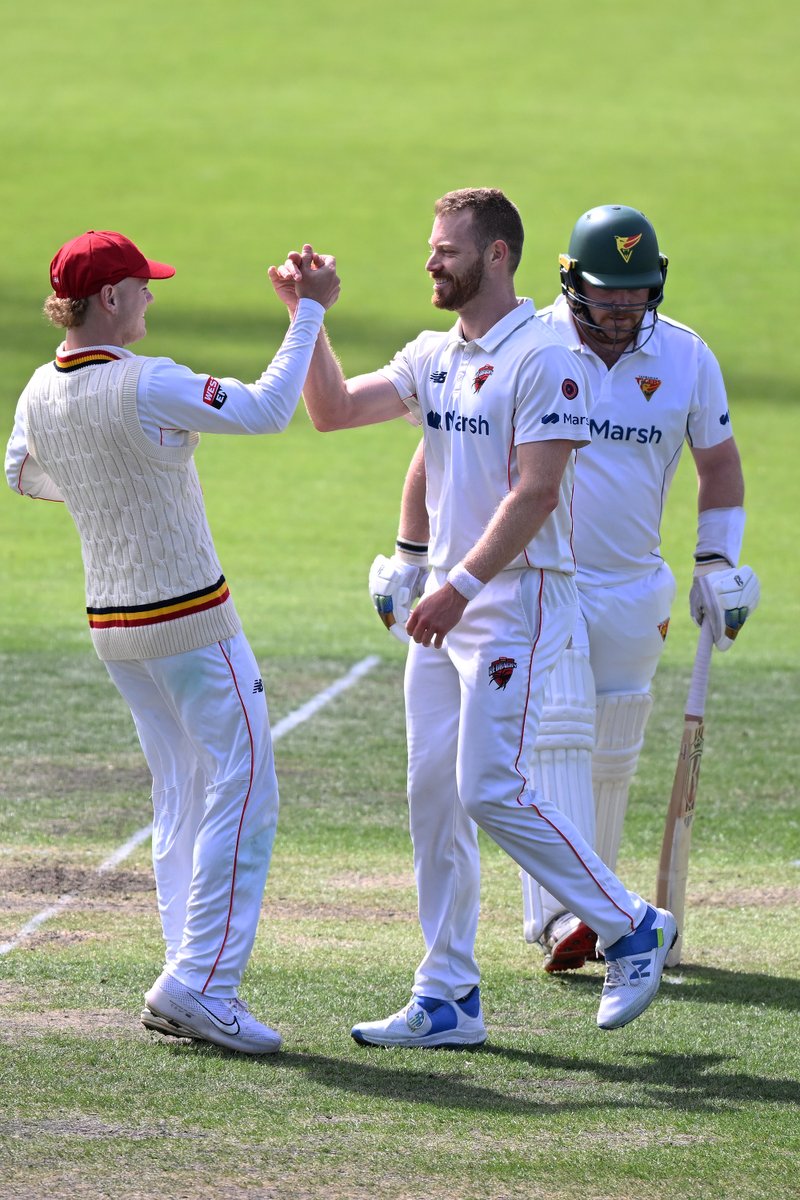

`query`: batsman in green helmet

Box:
[558,204,668,362]
[384,198,760,982]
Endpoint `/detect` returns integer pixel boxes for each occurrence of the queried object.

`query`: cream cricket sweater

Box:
[22,354,241,660]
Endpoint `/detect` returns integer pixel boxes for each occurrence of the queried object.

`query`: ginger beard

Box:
[430,255,485,311]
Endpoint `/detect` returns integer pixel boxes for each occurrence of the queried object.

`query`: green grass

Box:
[1,656,798,1200]
[2,1,799,1197]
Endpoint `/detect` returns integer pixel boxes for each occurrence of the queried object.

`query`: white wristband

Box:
[446,563,485,602]
[694,506,745,568]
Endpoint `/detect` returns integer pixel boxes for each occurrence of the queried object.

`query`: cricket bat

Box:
[656,621,715,966]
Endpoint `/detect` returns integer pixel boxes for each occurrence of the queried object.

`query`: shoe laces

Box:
[229,997,251,1016]
[603,959,628,990]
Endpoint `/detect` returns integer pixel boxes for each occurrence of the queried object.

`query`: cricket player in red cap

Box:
[6,229,340,1054]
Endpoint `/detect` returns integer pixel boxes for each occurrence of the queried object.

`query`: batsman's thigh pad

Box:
[581,566,675,695]
[592,692,653,869]
[522,648,597,943]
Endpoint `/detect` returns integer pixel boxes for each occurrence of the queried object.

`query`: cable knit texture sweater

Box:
[22,355,241,660]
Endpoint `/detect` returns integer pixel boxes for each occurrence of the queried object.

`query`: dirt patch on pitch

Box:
[0,863,154,901]
[267,899,415,923]
[696,884,799,908]
[322,871,414,891]
[2,757,150,800]
[0,994,145,1042]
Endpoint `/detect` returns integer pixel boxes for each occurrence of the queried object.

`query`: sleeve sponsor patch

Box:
[202,377,228,409]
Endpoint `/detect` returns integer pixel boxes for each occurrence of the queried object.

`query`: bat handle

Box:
[686,621,714,719]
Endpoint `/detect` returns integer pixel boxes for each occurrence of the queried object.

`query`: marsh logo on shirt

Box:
[426,409,490,436]
[590,417,662,444]
[202,377,227,409]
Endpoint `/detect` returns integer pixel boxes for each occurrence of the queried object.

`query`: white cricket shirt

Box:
[539,295,734,584]
[379,299,591,574]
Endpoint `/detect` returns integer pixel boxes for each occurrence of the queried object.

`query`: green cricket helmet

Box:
[561,205,667,299]
[559,205,668,351]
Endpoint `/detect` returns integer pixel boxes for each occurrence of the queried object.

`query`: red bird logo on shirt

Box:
[473,364,494,393]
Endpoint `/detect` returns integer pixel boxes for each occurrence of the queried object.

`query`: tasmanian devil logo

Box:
[636,375,662,401]
[473,364,494,393]
[489,656,517,690]
[615,233,643,263]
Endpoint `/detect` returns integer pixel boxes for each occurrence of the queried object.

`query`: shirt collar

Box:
[446,297,537,352]
[54,342,135,372]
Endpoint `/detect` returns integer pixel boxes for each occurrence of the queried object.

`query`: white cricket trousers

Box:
[405,568,646,1001]
[105,632,278,997]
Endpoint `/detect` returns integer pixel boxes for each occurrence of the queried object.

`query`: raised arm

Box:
[270,248,409,431]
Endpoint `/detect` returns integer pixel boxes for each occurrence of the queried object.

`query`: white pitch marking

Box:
[0,654,380,956]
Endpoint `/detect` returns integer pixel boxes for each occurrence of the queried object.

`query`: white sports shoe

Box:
[144,973,282,1054]
[351,986,487,1048]
[596,905,678,1030]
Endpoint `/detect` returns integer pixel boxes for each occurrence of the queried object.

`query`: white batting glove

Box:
[689,562,760,651]
[368,554,429,643]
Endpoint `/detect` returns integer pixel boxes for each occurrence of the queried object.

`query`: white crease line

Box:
[0,654,381,956]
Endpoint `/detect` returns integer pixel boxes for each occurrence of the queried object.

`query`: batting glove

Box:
[368,554,429,643]
[689,562,760,651]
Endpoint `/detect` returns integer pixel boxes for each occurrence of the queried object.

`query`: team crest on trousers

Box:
[636,375,662,401]
[658,618,670,641]
[489,656,517,690]
[473,364,494,393]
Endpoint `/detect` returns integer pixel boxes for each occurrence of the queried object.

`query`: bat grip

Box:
[686,622,714,719]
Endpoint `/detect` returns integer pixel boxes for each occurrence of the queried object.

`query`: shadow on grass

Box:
[549,963,800,1013]
[172,1037,800,1116]
[265,1044,800,1116]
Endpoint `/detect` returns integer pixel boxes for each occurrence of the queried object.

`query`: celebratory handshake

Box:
[268,243,340,314]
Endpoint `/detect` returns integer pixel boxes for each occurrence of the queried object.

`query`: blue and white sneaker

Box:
[351,986,487,1048]
[597,905,678,1030]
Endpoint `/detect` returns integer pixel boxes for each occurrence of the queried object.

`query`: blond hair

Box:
[43,294,90,329]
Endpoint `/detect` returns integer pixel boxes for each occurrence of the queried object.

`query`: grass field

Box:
[2,2,799,1198]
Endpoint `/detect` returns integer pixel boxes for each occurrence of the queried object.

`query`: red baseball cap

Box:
[49,230,175,299]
